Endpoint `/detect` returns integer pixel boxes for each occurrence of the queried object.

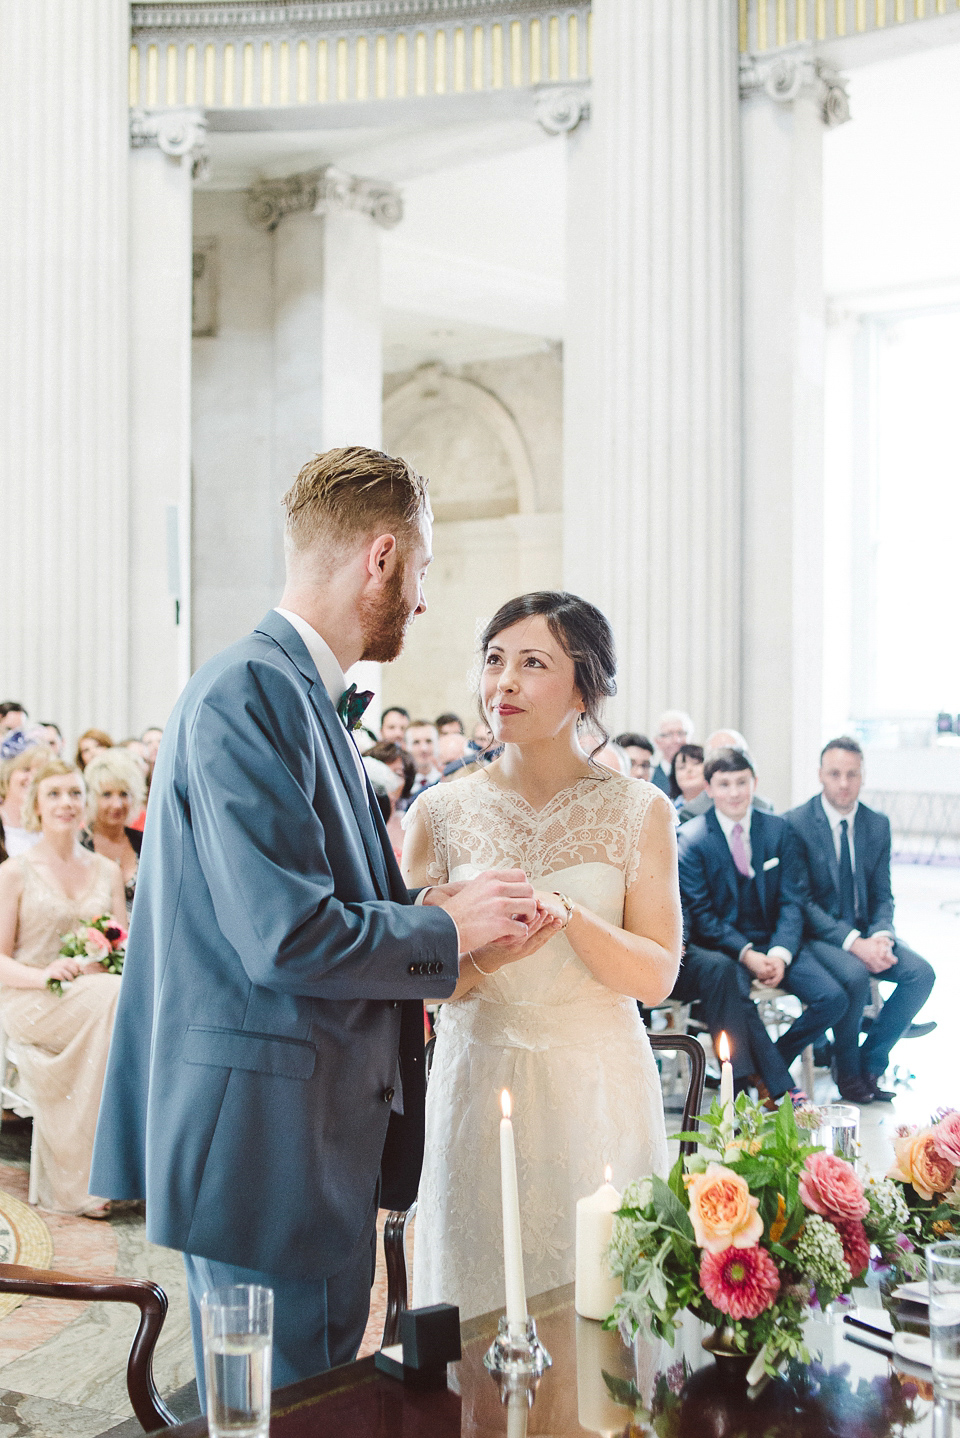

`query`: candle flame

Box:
[501,1088,512,1120]
[717,1031,731,1063]
[604,1165,612,1184]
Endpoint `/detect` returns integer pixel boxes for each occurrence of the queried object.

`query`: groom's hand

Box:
[437,869,537,954]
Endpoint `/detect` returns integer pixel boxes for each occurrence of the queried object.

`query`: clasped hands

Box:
[422,872,570,974]
[850,932,896,973]
[740,947,786,988]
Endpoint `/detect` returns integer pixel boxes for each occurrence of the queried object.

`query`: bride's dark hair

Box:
[479,591,617,756]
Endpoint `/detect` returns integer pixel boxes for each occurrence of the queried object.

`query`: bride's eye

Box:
[524,657,545,668]
[484,654,502,667]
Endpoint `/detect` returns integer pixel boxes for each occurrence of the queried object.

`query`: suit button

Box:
[383,1087,395,1104]
[390,1001,399,1008]
[408,965,416,975]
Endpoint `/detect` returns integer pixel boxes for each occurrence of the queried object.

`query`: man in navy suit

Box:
[678,748,841,1099]
[91,448,540,1393]
[650,710,694,793]
[785,737,935,1104]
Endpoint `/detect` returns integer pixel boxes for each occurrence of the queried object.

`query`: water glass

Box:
[201,1284,273,1438]
[929,1242,960,1396]
[815,1104,860,1164]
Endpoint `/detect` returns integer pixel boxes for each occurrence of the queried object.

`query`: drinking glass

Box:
[201,1284,273,1438]
[928,1242,960,1396]
[815,1104,860,1164]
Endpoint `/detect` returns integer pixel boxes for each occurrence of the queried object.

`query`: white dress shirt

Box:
[715,806,792,967]
[819,794,890,950]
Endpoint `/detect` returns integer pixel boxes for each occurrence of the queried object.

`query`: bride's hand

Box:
[532,891,572,927]
[474,909,564,968]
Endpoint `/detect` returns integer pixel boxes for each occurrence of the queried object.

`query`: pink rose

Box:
[799,1151,868,1221]
[933,1113,960,1168]
[81,928,112,960]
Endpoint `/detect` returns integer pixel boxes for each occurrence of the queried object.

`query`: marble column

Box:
[128,108,207,733]
[563,1,742,742]
[0,0,129,743]
[740,49,850,806]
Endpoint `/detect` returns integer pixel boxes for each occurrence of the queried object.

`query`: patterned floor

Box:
[0,860,947,1436]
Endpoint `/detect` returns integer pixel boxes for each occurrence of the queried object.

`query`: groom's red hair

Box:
[282,446,429,560]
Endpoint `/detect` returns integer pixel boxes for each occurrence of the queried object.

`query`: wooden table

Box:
[154,1282,948,1437]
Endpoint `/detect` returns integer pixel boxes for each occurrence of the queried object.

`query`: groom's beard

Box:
[359,565,412,663]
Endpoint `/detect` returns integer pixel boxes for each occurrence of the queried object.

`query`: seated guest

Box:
[366,742,415,853]
[0,744,50,860]
[671,743,706,808]
[0,703,29,737]
[81,748,146,916]
[468,719,494,756]
[651,710,694,794]
[380,705,410,748]
[38,723,64,757]
[0,761,125,1216]
[678,748,843,1099]
[140,727,163,777]
[436,732,469,770]
[786,737,936,1104]
[75,728,113,771]
[677,728,775,822]
[614,732,655,781]
[435,712,464,736]
[400,720,441,807]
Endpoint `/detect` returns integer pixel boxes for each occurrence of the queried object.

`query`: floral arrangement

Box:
[46,914,128,995]
[864,1110,960,1279]
[606,1095,872,1376]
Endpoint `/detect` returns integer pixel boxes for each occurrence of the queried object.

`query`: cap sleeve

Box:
[402,787,450,884]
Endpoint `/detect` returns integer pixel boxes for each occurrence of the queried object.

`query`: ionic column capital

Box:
[739,46,850,127]
[245,165,403,233]
[534,83,591,136]
[130,107,210,178]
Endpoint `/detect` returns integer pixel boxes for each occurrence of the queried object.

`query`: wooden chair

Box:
[0,1263,176,1430]
[382,1030,706,1346]
[0,1023,38,1204]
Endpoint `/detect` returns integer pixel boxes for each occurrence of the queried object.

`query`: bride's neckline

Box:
[478,767,609,817]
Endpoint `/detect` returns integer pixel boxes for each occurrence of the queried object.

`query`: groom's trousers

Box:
[184,1199,379,1401]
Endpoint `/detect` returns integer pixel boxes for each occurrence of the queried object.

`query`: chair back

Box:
[649,1032,705,1156]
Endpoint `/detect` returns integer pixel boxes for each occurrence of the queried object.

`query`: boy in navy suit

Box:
[786,737,935,1104]
[678,748,841,1100]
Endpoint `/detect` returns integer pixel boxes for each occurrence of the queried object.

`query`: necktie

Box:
[838,818,856,925]
[337,683,374,732]
[730,822,752,878]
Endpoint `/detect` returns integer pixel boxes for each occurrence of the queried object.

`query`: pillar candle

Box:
[576,1315,628,1434]
[499,1089,528,1329]
[575,1167,622,1320]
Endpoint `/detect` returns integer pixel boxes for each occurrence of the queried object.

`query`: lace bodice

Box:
[8,854,117,972]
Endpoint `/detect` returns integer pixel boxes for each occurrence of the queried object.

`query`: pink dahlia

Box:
[700,1245,780,1321]
[933,1112,960,1168]
[831,1217,870,1279]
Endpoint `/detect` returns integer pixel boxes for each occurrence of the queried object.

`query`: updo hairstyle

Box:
[479,591,617,757]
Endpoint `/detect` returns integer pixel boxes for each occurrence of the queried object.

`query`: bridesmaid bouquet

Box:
[606,1095,871,1378]
[46,915,128,994]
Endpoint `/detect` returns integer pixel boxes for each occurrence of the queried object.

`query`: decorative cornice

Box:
[132,0,590,37]
[130,107,211,177]
[246,164,403,230]
[534,83,589,136]
[739,47,850,128]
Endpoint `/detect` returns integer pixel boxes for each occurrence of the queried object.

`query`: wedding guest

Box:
[380,706,410,747]
[678,748,842,1101]
[468,719,494,756]
[651,711,694,794]
[614,732,655,782]
[0,760,125,1216]
[594,739,631,776]
[785,737,936,1104]
[38,723,64,756]
[436,732,468,770]
[435,712,464,736]
[366,741,415,811]
[0,746,50,860]
[403,721,441,805]
[671,743,706,807]
[677,728,775,822]
[0,704,28,736]
[361,756,405,857]
[81,749,146,916]
[75,729,113,771]
[140,727,163,776]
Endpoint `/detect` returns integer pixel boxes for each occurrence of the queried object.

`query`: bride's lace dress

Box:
[411,768,669,1320]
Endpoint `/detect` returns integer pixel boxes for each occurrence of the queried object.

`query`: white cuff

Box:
[842,929,861,952]
[768,946,792,967]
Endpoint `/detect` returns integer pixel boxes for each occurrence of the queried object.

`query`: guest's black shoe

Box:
[867,1078,897,1102]
[837,1077,878,1105]
[813,1041,834,1068]
[904,1021,937,1040]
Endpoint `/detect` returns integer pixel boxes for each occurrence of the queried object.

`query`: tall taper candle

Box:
[500,1089,528,1329]
[717,1030,734,1131]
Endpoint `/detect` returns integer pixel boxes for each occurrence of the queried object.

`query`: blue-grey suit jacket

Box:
[784,794,896,947]
[90,611,458,1278]
[677,808,805,959]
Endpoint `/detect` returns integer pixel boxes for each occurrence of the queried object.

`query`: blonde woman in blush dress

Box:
[403,592,682,1320]
[0,761,126,1217]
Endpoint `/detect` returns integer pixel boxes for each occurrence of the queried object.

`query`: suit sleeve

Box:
[866,814,896,937]
[769,826,805,955]
[677,835,749,959]
[785,816,852,948]
[187,660,459,1001]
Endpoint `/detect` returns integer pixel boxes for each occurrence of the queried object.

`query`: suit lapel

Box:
[812,798,841,894]
[750,811,768,916]
[309,688,391,899]
[705,810,738,905]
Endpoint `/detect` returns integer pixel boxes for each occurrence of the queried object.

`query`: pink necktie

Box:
[730,822,752,877]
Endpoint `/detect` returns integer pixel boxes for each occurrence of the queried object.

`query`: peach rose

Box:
[799,1151,868,1221]
[889,1128,957,1202]
[685,1164,763,1254]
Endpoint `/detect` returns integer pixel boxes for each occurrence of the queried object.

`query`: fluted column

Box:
[563,1,742,739]
[0,0,129,743]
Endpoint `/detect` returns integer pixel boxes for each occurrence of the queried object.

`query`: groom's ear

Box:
[366,532,399,579]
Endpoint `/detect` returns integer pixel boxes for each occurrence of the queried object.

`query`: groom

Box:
[90,447,538,1391]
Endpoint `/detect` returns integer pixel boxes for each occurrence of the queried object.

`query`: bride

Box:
[403,591,682,1320]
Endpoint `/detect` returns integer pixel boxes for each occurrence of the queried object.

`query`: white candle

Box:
[576,1315,627,1435]
[499,1089,528,1330]
[506,1386,528,1438]
[575,1166,622,1321]
[718,1029,734,1132]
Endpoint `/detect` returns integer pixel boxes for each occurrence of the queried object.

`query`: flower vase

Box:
[700,1327,760,1382]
